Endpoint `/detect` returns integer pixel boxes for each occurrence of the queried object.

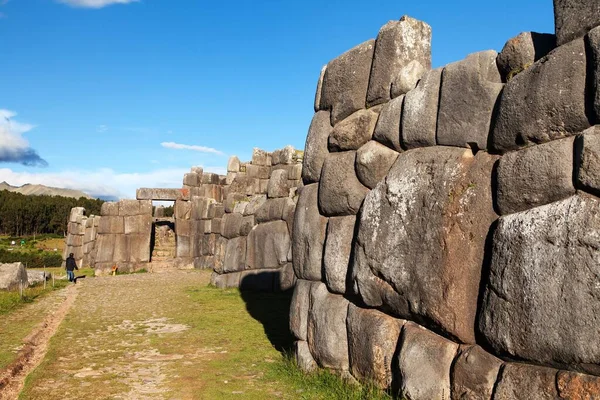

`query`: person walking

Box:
[65,253,78,283]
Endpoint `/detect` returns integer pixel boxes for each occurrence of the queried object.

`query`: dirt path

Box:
[0,284,78,400]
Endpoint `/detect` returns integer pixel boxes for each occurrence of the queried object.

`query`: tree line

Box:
[0,190,104,236]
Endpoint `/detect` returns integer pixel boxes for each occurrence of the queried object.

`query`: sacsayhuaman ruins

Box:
[59,0,600,398]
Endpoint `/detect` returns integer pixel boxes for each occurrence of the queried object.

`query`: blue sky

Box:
[0,0,554,199]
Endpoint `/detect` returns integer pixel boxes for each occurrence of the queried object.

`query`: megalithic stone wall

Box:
[208,146,302,291]
[63,207,100,269]
[291,5,600,398]
[93,200,153,275]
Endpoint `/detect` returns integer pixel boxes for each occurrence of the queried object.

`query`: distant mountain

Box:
[0,181,92,199]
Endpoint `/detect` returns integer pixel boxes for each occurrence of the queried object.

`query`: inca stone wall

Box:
[291,3,600,398]
[208,146,302,291]
[63,207,99,268]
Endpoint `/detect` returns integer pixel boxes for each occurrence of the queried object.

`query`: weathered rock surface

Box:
[290,279,313,341]
[295,341,317,373]
[401,68,442,149]
[557,370,600,399]
[479,195,600,372]
[320,40,375,126]
[397,323,458,400]
[222,237,247,273]
[576,126,600,195]
[227,156,241,172]
[587,27,600,124]
[136,188,187,201]
[319,151,369,217]
[353,147,497,343]
[303,111,333,184]
[367,16,432,107]
[347,304,404,389]
[497,31,556,81]
[307,282,349,370]
[314,65,326,112]
[246,221,290,270]
[355,140,400,189]
[497,136,576,215]
[492,38,590,153]
[267,169,289,198]
[451,346,503,400]
[372,95,404,152]
[554,0,600,46]
[27,270,50,286]
[493,363,559,400]
[323,215,356,294]
[0,263,28,291]
[392,60,427,99]
[292,184,327,281]
[328,109,378,152]
[437,50,503,150]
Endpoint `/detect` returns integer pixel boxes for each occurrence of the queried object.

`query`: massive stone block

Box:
[328,109,378,152]
[314,65,326,112]
[496,31,556,81]
[366,16,432,107]
[355,140,400,190]
[479,195,600,372]
[267,169,289,199]
[492,38,590,152]
[302,111,333,184]
[290,279,313,341]
[588,26,600,124]
[222,236,247,273]
[295,341,317,373]
[554,0,600,46]
[451,346,503,400]
[124,214,153,235]
[353,147,497,343]
[373,95,404,152]
[320,40,375,125]
[401,68,442,149]
[347,304,404,389]
[323,215,356,294]
[0,263,28,291]
[497,136,576,215]
[557,370,600,399]
[227,156,241,172]
[101,202,119,216]
[307,282,349,371]
[292,185,328,281]
[128,233,151,263]
[98,216,124,235]
[319,151,369,217]
[136,188,188,201]
[222,213,244,239]
[576,126,600,195]
[493,363,559,400]
[397,323,458,400]
[95,234,115,263]
[246,221,290,270]
[437,50,503,150]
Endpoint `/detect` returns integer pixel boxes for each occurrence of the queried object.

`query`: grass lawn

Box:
[16,270,392,399]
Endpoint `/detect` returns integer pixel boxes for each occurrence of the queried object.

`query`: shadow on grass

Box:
[239,273,295,354]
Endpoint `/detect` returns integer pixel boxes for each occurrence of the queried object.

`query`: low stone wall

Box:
[62,207,99,268]
[290,5,600,398]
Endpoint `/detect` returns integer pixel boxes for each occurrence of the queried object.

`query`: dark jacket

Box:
[66,256,78,271]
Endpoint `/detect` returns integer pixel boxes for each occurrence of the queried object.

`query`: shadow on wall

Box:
[239,272,295,354]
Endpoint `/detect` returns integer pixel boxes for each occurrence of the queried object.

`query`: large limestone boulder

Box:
[0,263,28,291]
[347,304,404,389]
[352,147,497,343]
[372,95,404,152]
[366,16,432,107]
[576,126,600,195]
[290,279,313,341]
[303,111,333,184]
[292,184,327,281]
[496,31,556,81]
[554,0,600,45]
[401,68,442,149]
[319,151,369,217]
[295,341,317,373]
[27,270,51,286]
[397,323,458,400]
[587,27,600,123]
[246,221,290,270]
[320,40,375,125]
[478,194,600,373]
[222,237,247,273]
[437,50,503,151]
[307,282,349,371]
[492,38,590,153]
[328,109,378,152]
[355,140,400,189]
[323,215,356,294]
[314,65,326,112]
[493,363,559,399]
[451,346,503,400]
[497,137,576,215]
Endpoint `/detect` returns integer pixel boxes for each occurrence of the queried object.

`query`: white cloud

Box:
[0,166,227,200]
[56,0,139,8]
[0,109,47,167]
[161,142,224,156]
[96,124,108,133]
